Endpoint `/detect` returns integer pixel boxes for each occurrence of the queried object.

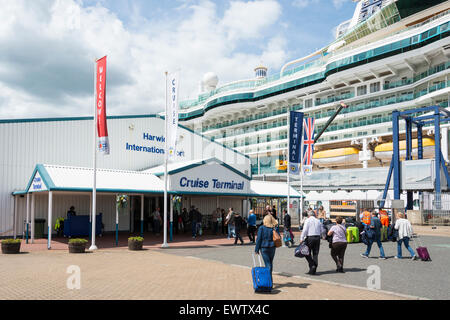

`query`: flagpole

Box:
[284,111,291,248]
[300,120,305,225]
[162,71,169,248]
[90,58,98,251]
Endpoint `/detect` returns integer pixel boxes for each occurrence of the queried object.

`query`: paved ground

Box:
[164,235,450,300]
[0,247,414,300]
[2,225,449,300]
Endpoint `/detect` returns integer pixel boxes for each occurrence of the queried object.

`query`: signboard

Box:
[169,162,250,194]
[289,111,304,175]
[30,172,47,192]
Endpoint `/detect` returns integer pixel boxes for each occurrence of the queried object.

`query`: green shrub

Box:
[68,238,88,244]
[128,236,144,242]
[2,239,21,244]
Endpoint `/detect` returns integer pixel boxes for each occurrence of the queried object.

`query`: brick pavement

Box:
[0,247,417,300]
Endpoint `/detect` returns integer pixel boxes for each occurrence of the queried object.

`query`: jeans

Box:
[364,235,386,258]
[234,229,244,244]
[227,224,235,239]
[260,247,276,275]
[191,222,197,237]
[397,237,416,258]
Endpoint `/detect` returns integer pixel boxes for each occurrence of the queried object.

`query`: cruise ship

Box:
[176,0,450,215]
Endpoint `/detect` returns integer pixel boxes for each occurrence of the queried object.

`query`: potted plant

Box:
[1,239,21,254]
[128,236,144,251]
[68,239,88,253]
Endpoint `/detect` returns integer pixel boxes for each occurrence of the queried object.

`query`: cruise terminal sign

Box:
[170,162,250,194]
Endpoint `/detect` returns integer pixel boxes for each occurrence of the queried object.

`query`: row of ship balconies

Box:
[201,61,449,136]
[210,78,449,144]
[220,99,449,150]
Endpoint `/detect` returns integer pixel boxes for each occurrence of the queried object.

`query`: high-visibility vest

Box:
[362,211,371,225]
[380,211,389,226]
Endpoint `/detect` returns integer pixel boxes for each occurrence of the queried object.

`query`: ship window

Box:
[357,85,367,96]
[428,27,437,37]
[370,82,380,93]
[305,99,312,108]
[441,22,448,32]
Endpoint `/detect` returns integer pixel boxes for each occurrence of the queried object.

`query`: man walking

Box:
[247,209,257,243]
[361,211,386,259]
[231,212,244,245]
[300,210,323,275]
[283,209,294,246]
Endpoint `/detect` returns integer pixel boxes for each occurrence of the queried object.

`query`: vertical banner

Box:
[96,56,109,155]
[302,117,315,176]
[289,111,304,175]
[166,72,179,158]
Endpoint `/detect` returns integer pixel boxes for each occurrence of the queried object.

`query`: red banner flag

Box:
[96,56,109,155]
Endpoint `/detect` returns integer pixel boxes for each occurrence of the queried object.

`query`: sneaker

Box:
[379,256,386,260]
[411,255,417,260]
[394,256,401,259]
[360,254,369,258]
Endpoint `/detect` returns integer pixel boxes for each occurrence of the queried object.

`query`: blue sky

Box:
[0,0,357,118]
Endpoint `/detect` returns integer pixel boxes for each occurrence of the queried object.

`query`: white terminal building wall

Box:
[0,115,250,237]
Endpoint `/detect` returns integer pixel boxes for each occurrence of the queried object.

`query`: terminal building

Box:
[0,115,300,240]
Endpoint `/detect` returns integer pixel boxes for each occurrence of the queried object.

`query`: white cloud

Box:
[0,0,288,118]
[292,0,319,9]
[332,0,348,9]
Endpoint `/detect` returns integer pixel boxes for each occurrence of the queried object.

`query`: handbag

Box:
[294,242,310,258]
[273,229,282,248]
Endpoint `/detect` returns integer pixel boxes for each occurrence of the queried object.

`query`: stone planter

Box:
[128,239,143,251]
[1,242,21,254]
[68,242,87,253]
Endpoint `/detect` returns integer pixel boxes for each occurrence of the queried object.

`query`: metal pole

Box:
[116,194,119,247]
[170,195,173,242]
[13,195,17,240]
[392,111,400,200]
[31,193,35,244]
[162,71,169,248]
[435,107,442,210]
[140,194,144,238]
[26,193,30,243]
[90,59,98,251]
[300,118,305,225]
[47,191,53,250]
[287,110,291,231]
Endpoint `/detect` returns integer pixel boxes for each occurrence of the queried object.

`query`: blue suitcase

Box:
[251,254,272,292]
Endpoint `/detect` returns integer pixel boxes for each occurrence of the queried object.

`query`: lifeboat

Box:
[276,159,287,171]
[313,147,360,167]
[374,138,435,161]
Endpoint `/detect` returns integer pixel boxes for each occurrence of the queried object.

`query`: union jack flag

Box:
[302,117,315,166]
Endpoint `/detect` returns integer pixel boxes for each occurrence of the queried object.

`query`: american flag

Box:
[302,117,315,166]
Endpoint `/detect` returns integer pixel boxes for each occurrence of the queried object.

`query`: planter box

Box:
[1,242,21,254]
[68,242,87,253]
[128,240,143,251]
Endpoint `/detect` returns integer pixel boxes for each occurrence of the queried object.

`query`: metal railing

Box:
[420,192,450,225]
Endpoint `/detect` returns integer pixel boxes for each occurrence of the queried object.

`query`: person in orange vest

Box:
[360,208,372,227]
[379,209,389,227]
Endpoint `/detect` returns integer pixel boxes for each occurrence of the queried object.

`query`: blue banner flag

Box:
[289,111,304,175]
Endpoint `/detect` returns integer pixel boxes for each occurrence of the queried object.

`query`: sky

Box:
[0,0,356,119]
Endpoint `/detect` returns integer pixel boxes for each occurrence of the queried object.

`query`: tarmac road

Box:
[162,235,450,300]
